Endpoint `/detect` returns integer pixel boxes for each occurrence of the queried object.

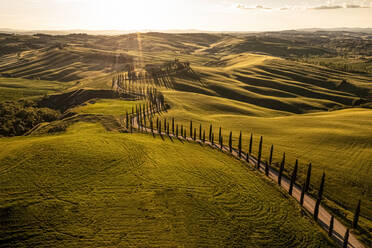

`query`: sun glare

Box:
[82,0,179,30]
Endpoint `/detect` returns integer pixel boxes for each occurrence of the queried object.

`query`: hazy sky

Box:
[1,0,371,31]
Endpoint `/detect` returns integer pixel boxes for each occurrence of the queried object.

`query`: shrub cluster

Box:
[0,100,60,137]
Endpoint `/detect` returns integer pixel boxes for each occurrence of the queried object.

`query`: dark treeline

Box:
[112,59,191,92]
[0,100,60,137]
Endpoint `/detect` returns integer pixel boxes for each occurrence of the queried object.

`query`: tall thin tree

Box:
[130,116,133,133]
[209,124,212,142]
[314,172,325,221]
[269,144,274,165]
[150,118,153,134]
[257,136,263,169]
[158,120,162,135]
[219,127,222,145]
[300,182,305,206]
[278,153,285,186]
[229,131,233,153]
[249,133,253,155]
[190,120,193,138]
[304,163,312,193]
[288,159,298,196]
[126,111,129,129]
[238,131,242,158]
[328,216,334,237]
[203,130,205,143]
[352,200,361,229]
[343,228,349,248]
[172,117,175,134]
[199,124,202,140]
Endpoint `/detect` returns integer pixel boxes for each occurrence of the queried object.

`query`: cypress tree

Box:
[218,127,222,145]
[172,118,175,134]
[209,124,212,142]
[199,124,202,140]
[304,163,312,193]
[193,128,196,141]
[126,111,129,129]
[130,116,133,133]
[167,123,170,136]
[343,229,349,248]
[211,133,214,145]
[176,124,179,137]
[314,172,325,221]
[190,120,193,138]
[181,125,183,137]
[249,133,253,155]
[328,216,334,237]
[278,153,285,186]
[229,131,233,153]
[219,132,223,149]
[265,161,270,177]
[300,182,305,206]
[269,145,273,165]
[238,131,242,158]
[257,136,263,169]
[203,130,205,143]
[352,200,361,229]
[150,118,153,133]
[288,159,298,196]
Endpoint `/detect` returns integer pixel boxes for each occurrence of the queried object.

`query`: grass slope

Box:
[159,90,372,242]
[70,99,144,116]
[0,122,334,247]
[0,77,69,102]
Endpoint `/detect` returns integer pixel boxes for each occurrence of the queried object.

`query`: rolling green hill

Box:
[0,31,371,246]
[0,122,334,247]
[0,77,70,102]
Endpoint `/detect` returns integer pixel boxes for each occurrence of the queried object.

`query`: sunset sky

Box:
[1,0,371,31]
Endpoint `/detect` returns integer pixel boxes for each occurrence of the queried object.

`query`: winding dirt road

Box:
[132,115,364,248]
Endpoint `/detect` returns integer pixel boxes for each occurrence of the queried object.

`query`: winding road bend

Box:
[132,115,364,248]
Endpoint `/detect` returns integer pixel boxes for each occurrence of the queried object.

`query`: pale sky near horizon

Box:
[0,0,371,31]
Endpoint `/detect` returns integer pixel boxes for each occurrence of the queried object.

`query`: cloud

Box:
[312,5,343,10]
[236,1,371,12]
[237,4,271,10]
[310,4,370,10]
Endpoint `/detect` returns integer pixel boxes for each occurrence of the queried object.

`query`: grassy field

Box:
[0,122,334,247]
[157,90,372,241]
[70,99,145,116]
[75,50,372,242]
[0,77,70,102]
[0,30,371,246]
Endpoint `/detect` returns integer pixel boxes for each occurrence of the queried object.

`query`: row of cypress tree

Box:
[134,116,363,246]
